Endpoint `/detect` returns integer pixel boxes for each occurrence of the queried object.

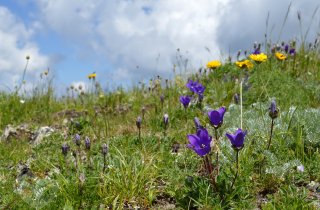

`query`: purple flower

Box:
[187,128,212,156]
[284,44,289,53]
[193,83,205,95]
[180,95,192,108]
[289,48,296,55]
[269,100,279,119]
[252,48,260,54]
[226,128,247,149]
[208,107,226,128]
[186,80,198,92]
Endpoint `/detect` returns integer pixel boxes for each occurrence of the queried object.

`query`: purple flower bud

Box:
[269,100,279,119]
[179,95,192,108]
[237,50,241,59]
[136,116,142,129]
[74,134,81,146]
[226,128,247,150]
[61,143,70,156]
[234,93,240,104]
[194,117,202,130]
[85,136,91,150]
[102,143,108,155]
[160,94,165,103]
[163,114,169,126]
[284,44,289,53]
[289,48,296,55]
[208,107,226,128]
[252,48,260,54]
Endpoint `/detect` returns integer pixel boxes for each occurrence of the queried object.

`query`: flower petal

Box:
[209,110,222,126]
[187,134,201,148]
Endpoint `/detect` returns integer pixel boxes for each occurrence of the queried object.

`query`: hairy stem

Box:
[267,119,275,150]
[230,150,239,190]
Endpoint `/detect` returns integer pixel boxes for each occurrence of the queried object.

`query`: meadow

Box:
[0,38,320,209]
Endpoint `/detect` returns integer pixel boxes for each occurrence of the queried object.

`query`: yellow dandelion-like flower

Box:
[206,60,221,69]
[235,60,254,69]
[88,72,97,79]
[275,52,286,61]
[249,53,267,63]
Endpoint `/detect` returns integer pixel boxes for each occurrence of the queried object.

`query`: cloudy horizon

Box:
[0,0,319,94]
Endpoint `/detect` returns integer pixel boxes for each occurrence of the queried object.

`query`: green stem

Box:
[214,128,219,175]
[103,154,106,173]
[138,128,141,142]
[17,58,29,93]
[204,155,217,190]
[230,149,239,190]
[267,119,275,150]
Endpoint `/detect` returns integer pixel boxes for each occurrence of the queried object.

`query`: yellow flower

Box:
[249,53,267,63]
[88,72,97,79]
[275,52,286,61]
[206,60,221,69]
[235,60,254,69]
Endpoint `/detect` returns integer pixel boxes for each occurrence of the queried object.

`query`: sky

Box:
[0,0,319,94]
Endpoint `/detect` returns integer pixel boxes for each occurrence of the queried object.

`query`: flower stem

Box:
[204,155,217,190]
[214,128,220,175]
[16,58,29,93]
[138,128,141,142]
[267,119,275,150]
[103,154,106,173]
[230,149,239,190]
[240,80,243,129]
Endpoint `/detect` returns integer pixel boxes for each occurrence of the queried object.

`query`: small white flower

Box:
[20,100,25,104]
[297,165,304,172]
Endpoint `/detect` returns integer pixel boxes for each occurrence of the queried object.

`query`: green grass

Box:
[0,40,320,209]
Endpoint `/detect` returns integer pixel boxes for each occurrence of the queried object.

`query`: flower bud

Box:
[269,100,279,119]
[102,143,108,155]
[85,136,91,150]
[163,114,169,126]
[74,134,81,146]
[136,116,142,129]
[61,143,70,156]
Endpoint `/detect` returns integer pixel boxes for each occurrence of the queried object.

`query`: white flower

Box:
[20,100,25,104]
[297,165,304,172]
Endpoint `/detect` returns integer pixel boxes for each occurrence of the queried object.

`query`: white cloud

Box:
[31,0,320,85]
[0,6,49,91]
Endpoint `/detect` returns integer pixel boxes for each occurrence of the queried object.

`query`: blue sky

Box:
[0,0,319,94]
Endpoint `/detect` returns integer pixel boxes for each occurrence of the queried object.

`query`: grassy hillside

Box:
[0,40,320,209]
